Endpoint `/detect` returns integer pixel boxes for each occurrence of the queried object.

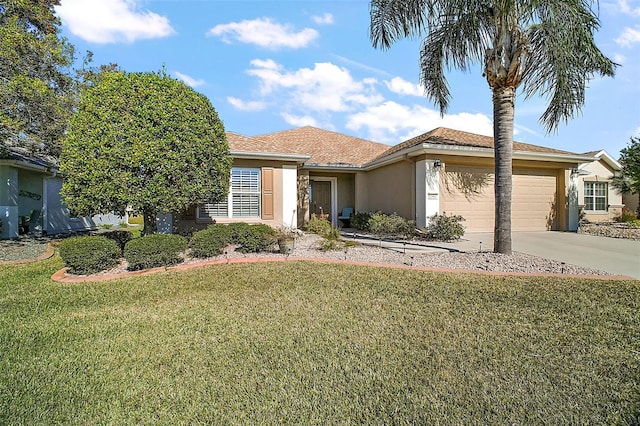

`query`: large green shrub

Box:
[305,217,332,235]
[228,223,276,253]
[58,236,120,275]
[100,230,133,254]
[368,212,416,238]
[350,211,372,231]
[189,224,232,258]
[124,234,187,271]
[425,213,465,241]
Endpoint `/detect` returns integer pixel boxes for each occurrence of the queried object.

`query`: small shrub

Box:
[351,211,372,231]
[318,238,343,252]
[58,236,120,275]
[99,223,113,229]
[425,213,465,241]
[228,223,276,253]
[368,212,416,238]
[189,224,232,258]
[615,210,638,223]
[101,230,133,254]
[124,234,187,271]
[324,226,341,241]
[306,217,332,235]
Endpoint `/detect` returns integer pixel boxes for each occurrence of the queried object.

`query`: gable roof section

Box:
[254,126,390,167]
[375,127,576,161]
[584,149,622,171]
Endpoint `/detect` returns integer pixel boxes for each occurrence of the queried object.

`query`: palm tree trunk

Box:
[492,86,515,254]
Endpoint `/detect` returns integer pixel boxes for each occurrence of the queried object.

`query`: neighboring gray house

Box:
[0,148,110,239]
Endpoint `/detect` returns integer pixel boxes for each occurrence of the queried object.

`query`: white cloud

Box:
[613,53,627,64]
[384,77,424,96]
[174,72,205,88]
[246,60,382,112]
[616,0,640,16]
[346,101,493,144]
[312,13,334,25]
[207,18,318,49]
[227,97,266,112]
[615,26,640,46]
[55,0,174,44]
[281,113,318,127]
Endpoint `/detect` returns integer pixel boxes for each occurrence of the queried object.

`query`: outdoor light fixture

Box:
[433,159,442,169]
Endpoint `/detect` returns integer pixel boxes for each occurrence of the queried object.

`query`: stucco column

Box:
[0,166,19,239]
[415,159,440,229]
[282,165,298,228]
[567,171,579,231]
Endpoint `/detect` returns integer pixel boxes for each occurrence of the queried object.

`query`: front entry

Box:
[310,181,332,221]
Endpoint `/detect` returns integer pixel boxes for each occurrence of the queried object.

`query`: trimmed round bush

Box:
[228,223,276,253]
[124,234,187,271]
[100,230,133,254]
[58,235,120,275]
[189,224,232,258]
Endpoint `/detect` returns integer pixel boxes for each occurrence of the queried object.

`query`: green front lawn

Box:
[1,257,638,424]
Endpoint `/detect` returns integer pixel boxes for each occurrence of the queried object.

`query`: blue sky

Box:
[54,0,640,158]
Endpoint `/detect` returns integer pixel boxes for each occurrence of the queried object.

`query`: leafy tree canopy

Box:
[0,0,75,157]
[613,136,640,195]
[60,71,232,234]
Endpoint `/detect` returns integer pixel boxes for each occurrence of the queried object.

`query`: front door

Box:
[310,181,332,221]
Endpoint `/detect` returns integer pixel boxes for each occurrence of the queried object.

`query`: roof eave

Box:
[364,143,596,169]
[230,151,311,163]
[0,158,55,174]
[303,163,362,171]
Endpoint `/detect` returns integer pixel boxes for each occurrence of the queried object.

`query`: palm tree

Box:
[370,0,616,254]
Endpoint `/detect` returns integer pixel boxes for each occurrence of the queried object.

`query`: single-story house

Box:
[174,126,600,234]
[0,148,113,239]
[575,150,625,222]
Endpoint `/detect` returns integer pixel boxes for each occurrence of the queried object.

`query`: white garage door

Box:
[440,165,557,232]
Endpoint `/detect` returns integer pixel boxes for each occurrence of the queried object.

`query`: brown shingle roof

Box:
[228,126,581,167]
[374,127,576,161]
[251,126,390,166]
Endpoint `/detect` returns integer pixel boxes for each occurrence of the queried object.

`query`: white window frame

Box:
[198,168,261,220]
[583,181,608,212]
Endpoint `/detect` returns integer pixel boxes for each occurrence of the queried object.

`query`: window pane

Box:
[585,198,594,210]
[230,168,261,218]
[199,200,228,218]
[595,197,606,211]
[584,183,593,196]
[232,194,260,217]
[595,182,607,196]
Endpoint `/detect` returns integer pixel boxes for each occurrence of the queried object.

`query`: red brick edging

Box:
[50,256,636,283]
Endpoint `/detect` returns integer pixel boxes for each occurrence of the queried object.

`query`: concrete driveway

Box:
[457,232,640,279]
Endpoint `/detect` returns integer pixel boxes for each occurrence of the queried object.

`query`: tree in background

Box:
[370,0,616,254]
[613,136,640,197]
[0,0,75,157]
[60,71,232,234]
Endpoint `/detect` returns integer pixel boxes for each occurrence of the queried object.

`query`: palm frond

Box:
[521,0,616,131]
[369,0,432,50]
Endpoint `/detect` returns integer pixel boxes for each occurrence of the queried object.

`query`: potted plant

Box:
[275,226,296,254]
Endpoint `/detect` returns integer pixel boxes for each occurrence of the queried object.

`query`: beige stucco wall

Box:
[624,192,639,215]
[363,160,414,218]
[578,159,623,222]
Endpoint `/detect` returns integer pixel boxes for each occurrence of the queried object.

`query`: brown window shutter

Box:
[262,167,274,220]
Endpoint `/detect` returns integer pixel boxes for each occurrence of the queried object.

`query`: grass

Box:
[1,257,639,424]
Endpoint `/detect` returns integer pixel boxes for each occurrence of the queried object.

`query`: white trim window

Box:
[584,181,607,211]
[198,168,261,219]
